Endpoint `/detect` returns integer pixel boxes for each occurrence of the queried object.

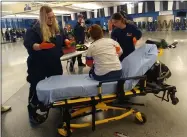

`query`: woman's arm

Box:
[115,45,123,57]
[23,29,40,51]
[24,29,55,52]
[113,40,123,57]
[131,25,142,40]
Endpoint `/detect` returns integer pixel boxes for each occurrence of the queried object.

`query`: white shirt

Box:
[86,38,122,76]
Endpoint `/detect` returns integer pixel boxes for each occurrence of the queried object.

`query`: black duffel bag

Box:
[145,61,172,84]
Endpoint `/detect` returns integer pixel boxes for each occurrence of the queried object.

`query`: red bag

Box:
[63,46,76,54]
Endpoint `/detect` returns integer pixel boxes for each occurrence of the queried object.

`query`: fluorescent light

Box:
[30,10,74,15]
[119,2,131,5]
[53,10,74,14]
[2,14,39,19]
[2,2,18,4]
[65,6,86,11]
[2,11,13,13]
[63,14,71,16]
[72,3,102,10]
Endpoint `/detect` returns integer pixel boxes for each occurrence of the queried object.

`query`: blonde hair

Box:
[39,6,60,42]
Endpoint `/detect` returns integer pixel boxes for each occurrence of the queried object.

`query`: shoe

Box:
[78,63,86,67]
[69,62,74,72]
[1,106,11,113]
[27,104,47,126]
[69,66,74,72]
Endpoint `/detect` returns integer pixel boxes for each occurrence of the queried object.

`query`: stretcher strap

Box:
[139,79,146,92]
[91,97,96,131]
[64,100,71,137]
[131,89,137,95]
[116,80,125,103]
[97,86,102,102]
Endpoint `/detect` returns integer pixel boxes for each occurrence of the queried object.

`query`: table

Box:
[60,42,91,73]
[60,50,87,61]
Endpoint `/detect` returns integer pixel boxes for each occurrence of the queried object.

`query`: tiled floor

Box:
[2,31,187,137]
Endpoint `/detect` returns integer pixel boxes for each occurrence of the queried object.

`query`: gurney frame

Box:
[48,75,178,137]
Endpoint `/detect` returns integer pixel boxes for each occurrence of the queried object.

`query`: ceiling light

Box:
[72,3,102,10]
[2,14,39,19]
[30,10,74,15]
[63,14,71,16]
[2,11,13,13]
[53,10,74,14]
[65,6,86,11]
[119,2,131,5]
[2,2,18,4]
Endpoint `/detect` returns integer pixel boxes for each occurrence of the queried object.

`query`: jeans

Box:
[90,67,122,81]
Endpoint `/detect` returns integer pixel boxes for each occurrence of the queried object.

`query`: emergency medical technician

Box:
[111,13,142,61]
[24,6,65,124]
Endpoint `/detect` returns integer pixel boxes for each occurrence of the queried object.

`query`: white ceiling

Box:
[1,1,135,18]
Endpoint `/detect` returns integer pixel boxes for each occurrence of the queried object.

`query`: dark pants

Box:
[71,54,83,66]
[27,59,63,105]
[70,40,84,67]
[90,67,122,81]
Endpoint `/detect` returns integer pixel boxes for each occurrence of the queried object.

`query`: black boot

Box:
[77,55,86,67]
[27,103,48,126]
[69,62,74,72]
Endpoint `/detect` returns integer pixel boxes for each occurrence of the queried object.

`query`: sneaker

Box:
[78,63,86,67]
[27,104,47,125]
[1,106,11,113]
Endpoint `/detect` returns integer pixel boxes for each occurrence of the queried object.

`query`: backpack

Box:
[145,61,171,84]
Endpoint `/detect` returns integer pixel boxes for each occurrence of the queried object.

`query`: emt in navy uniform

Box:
[69,14,86,72]
[23,6,66,124]
[111,12,142,61]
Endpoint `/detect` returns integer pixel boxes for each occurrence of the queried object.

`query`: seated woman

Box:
[86,24,123,81]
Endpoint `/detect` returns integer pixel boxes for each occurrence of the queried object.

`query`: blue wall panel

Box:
[66,12,159,28]
[1,9,186,29]
[129,12,159,21]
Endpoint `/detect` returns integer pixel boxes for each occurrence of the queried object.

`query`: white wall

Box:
[168,1,173,11]
[133,17,149,22]
[155,1,160,11]
[138,2,143,13]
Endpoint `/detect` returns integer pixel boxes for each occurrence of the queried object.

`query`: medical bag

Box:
[145,61,171,84]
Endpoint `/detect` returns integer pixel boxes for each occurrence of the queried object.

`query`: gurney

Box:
[35,44,179,137]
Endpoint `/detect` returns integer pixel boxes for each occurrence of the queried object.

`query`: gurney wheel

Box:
[172,97,179,105]
[135,112,147,124]
[58,128,73,137]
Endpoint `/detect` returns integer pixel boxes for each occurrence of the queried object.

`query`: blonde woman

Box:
[24,6,65,124]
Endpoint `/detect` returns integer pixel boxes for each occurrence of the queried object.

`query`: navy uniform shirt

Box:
[74,22,85,44]
[111,23,142,61]
[23,22,66,66]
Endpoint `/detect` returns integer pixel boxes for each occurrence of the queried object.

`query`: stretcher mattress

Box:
[36,44,158,105]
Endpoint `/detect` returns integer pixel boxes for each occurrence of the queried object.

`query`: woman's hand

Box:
[33,43,41,51]
[133,37,137,45]
[115,45,123,57]
[40,42,55,49]
[33,42,55,51]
